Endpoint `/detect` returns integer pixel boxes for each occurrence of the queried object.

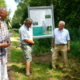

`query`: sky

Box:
[5,0,18,20]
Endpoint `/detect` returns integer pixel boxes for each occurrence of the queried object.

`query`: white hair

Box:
[59,21,65,25]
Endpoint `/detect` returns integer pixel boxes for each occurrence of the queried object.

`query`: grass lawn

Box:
[8,29,80,80]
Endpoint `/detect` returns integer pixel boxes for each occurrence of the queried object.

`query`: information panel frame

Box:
[28,5,55,38]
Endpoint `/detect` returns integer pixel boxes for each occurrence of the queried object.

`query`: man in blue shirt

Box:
[19,18,34,76]
[51,21,70,69]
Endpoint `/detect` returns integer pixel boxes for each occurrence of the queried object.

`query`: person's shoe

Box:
[26,72,30,76]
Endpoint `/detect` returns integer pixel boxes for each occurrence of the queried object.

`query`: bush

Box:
[70,41,80,61]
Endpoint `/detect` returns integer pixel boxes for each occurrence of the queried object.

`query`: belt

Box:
[21,44,32,47]
[55,44,66,46]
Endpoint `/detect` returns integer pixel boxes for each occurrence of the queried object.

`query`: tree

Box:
[0,0,6,7]
[12,0,30,28]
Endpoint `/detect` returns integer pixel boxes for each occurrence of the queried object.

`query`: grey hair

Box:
[24,18,32,24]
[59,21,65,25]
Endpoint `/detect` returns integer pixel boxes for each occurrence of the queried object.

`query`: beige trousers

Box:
[52,44,68,68]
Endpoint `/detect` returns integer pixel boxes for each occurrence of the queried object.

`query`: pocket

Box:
[27,46,32,51]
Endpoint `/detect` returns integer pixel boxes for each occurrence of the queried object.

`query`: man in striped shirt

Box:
[0,7,10,80]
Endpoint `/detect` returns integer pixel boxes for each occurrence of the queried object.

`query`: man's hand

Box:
[29,40,34,45]
[67,47,70,51]
[67,40,70,51]
[51,38,54,48]
[2,41,10,48]
[0,21,1,28]
[24,39,34,45]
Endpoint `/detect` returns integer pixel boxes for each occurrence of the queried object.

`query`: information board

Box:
[28,5,55,38]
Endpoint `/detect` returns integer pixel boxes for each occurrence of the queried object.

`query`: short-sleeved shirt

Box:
[53,28,70,45]
[19,24,33,45]
[0,34,6,59]
[0,20,10,42]
[0,20,10,59]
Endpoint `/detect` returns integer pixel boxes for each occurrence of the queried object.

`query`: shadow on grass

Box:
[12,64,26,75]
[11,46,23,63]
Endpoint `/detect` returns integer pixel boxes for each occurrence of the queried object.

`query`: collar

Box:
[24,24,29,30]
[58,28,64,32]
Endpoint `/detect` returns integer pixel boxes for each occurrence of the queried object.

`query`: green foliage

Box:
[30,0,51,6]
[67,27,80,41]
[0,0,6,7]
[33,38,51,54]
[10,29,19,37]
[70,41,80,61]
[12,0,30,28]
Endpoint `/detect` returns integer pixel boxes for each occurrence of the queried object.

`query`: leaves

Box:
[0,0,6,7]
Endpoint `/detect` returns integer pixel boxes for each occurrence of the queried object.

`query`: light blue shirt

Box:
[53,28,70,44]
[19,24,33,45]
